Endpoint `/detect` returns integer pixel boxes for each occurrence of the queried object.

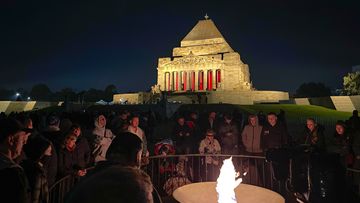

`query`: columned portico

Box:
[156,18,252,93]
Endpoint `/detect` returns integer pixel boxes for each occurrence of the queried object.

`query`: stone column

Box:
[170,71,174,91]
[204,69,207,91]
[195,70,198,91]
[212,69,216,90]
[220,69,224,90]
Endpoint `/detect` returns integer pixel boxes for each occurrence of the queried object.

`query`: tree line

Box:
[295,71,360,97]
[1,71,359,102]
[0,84,119,102]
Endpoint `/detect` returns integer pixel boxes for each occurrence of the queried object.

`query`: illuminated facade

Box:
[156,18,251,93]
[114,17,289,105]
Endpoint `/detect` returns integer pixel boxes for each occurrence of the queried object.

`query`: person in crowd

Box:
[186,112,202,149]
[297,118,326,151]
[67,132,159,203]
[128,115,149,164]
[242,114,263,154]
[200,111,219,139]
[69,124,91,167]
[277,109,288,131]
[241,114,263,184]
[260,112,289,192]
[41,114,60,186]
[14,116,34,164]
[218,113,239,154]
[348,110,360,132]
[0,118,30,203]
[328,121,353,167]
[232,109,244,136]
[21,136,52,203]
[173,116,192,154]
[59,118,73,136]
[65,166,153,203]
[58,133,87,178]
[109,110,129,136]
[199,129,221,181]
[42,114,62,148]
[352,129,360,194]
[163,155,192,196]
[103,132,143,168]
[91,114,115,163]
[154,139,176,175]
[261,112,288,151]
[17,115,35,135]
[257,111,266,126]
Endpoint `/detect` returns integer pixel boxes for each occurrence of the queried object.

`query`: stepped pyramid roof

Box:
[182,19,225,42]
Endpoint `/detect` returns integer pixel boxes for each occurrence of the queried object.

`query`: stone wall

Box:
[113,92,151,104]
[294,98,310,105]
[350,95,360,110]
[294,95,360,112]
[208,90,289,105]
[0,101,61,114]
[172,43,232,57]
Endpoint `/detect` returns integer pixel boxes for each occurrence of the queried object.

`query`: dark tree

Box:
[29,84,52,101]
[54,88,77,101]
[84,88,104,102]
[295,82,332,97]
[104,84,117,102]
[0,88,15,100]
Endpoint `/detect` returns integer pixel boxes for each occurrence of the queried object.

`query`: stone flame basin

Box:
[173,182,285,203]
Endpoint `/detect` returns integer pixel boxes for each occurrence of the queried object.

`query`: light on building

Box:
[27,97,31,101]
[16,93,20,97]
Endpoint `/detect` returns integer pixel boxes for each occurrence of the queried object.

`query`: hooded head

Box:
[94,115,107,129]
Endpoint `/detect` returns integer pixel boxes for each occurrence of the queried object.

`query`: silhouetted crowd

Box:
[0,108,359,203]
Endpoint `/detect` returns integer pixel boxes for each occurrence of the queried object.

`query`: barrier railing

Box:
[347,167,360,195]
[49,166,94,203]
[49,175,75,203]
[144,154,275,197]
[48,155,359,203]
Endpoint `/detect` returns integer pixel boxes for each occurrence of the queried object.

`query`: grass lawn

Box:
[178,104,351,122]
[173,104,352,140]
[238,104,351,121]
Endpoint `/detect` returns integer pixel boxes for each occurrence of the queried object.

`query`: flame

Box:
[216,157,242,203]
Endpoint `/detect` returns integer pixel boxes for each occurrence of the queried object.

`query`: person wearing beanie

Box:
[21,136,52,203]
[42,114,60,186]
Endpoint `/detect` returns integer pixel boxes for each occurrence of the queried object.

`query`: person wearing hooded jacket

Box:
[241,115,263,185]
[90,115,115,163]
[242,115,263,154]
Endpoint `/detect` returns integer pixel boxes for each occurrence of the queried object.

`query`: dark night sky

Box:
[1,0,359,94]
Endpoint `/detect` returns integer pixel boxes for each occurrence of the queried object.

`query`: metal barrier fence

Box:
[144,154,277,197]
[49,175,76,203]
[347,167,360,195]
[49,166,94,203]
[48,154,360,203]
